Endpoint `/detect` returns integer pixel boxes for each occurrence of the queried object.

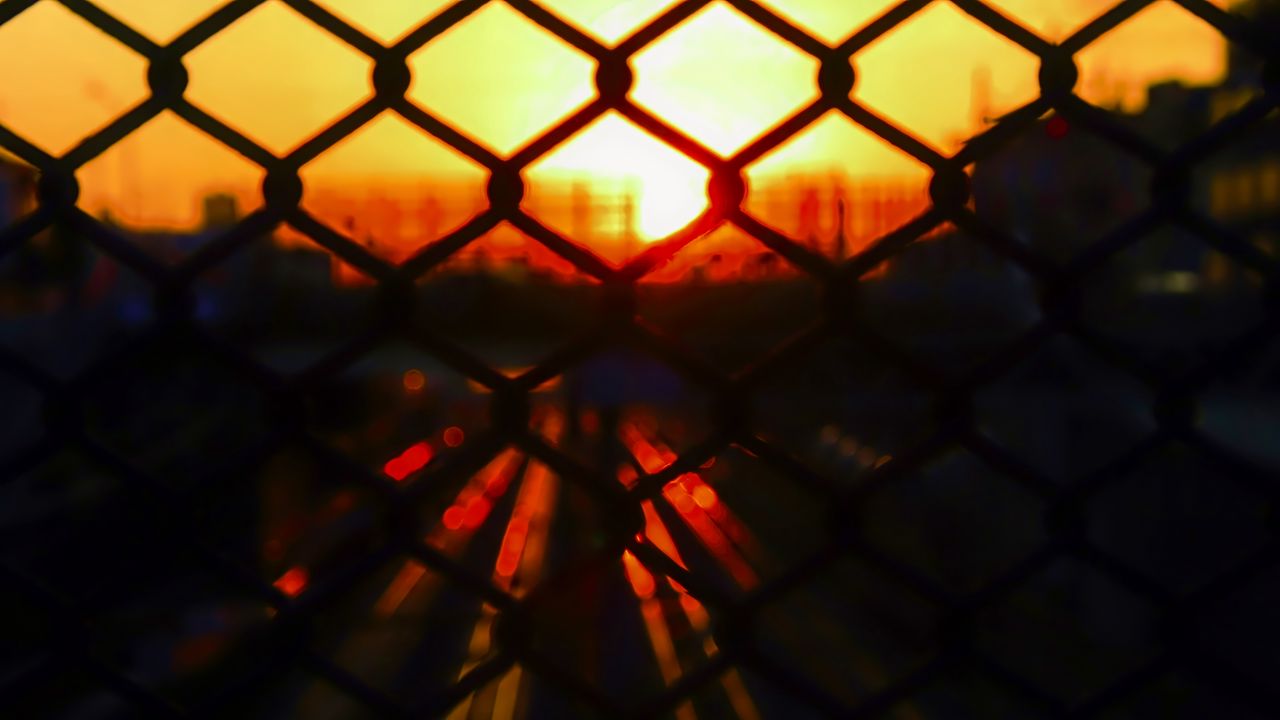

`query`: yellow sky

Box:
[0,0,1237,234]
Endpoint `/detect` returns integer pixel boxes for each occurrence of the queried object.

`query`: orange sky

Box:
[0,0,1239,238]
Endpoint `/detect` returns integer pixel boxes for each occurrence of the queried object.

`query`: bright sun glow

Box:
[527,112,711,242]
[0,0,1239,262]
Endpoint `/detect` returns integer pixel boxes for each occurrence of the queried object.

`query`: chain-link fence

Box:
[1,0,1278,717]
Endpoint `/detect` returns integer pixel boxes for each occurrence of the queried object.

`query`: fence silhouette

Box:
[1,0,1278,718]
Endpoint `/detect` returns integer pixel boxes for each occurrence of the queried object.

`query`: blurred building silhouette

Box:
[1204,0,1280,263]
[973,3,1279,295]
[971,115,1145,264]
[0,151,37,228]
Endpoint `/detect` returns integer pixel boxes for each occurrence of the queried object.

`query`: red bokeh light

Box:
[1045,115,1070,139]
[464,497,493,529]
[442,506,464,530]
[384,441,434,481]
[443,426,465,447]
[273,567,309,598]
[403,369,426,392]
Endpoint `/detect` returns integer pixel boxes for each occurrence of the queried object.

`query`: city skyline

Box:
[0,0,1248,242]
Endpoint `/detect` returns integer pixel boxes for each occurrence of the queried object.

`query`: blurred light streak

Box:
[621,422,676,474]
[632,498,763,718]
[428,414,570,718]
[374,448,523,617]
[494,464,540,579]
[640,596,698,720]
[622,424,760,590]
[622,550,658,599]
[273,566,308,598]
[383,441,434,481]
[662,477,758,590]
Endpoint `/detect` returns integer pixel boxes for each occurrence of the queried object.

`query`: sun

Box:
[525,111,711,243]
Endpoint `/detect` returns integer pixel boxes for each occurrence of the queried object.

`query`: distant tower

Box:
[798,184,821,248]
[202,193,240,230]
[971,65,993,130]
[571,181,590,241]
[419,195,442,240]
[1228,0,1280,84]
[833,191,849,259]
[621,186,637,260]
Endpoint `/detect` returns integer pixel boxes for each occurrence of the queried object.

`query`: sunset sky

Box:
[0,0,1240,239]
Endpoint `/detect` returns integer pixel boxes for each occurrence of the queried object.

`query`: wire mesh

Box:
[1,0,1278,717]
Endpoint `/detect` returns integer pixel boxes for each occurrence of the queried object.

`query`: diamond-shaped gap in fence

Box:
[1196,333,1280,474]
[298,111,489,266]
[854,228,1043,379]
[414,222,603,374]
[629,1,821,157]
[0,449,138,603]
[1076,0,1246,144]
[197,442,391,602]
[310,0,457,45]
[299,551,504,712]
[537,0,683,46]
[81,335,275,489]
[753,554,938,712]
[636,226,822,374]
[0,367,42,462]
[538,346,717,473]
[975,557,1159,705]
[1192,564,1280,696]
[87,541,283,712]
[522,111,711,268]
[406,2,597,158]
[852,0,1040,155]
[75,111,266,265]
[1075,225,1268,377]
[974,335,1156,485]
[756,0,901,45]
[89,0,229,43]
[196,233,377,376]
[0,227,152,380]
[184,0,375,156]
[750,334,933,487]
[743,110,933,263]
[1087,441,1272,595]
[971,111,1151,266]
[303,339,489,484]
[859,448,1046,597]
[0,1,149,156]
